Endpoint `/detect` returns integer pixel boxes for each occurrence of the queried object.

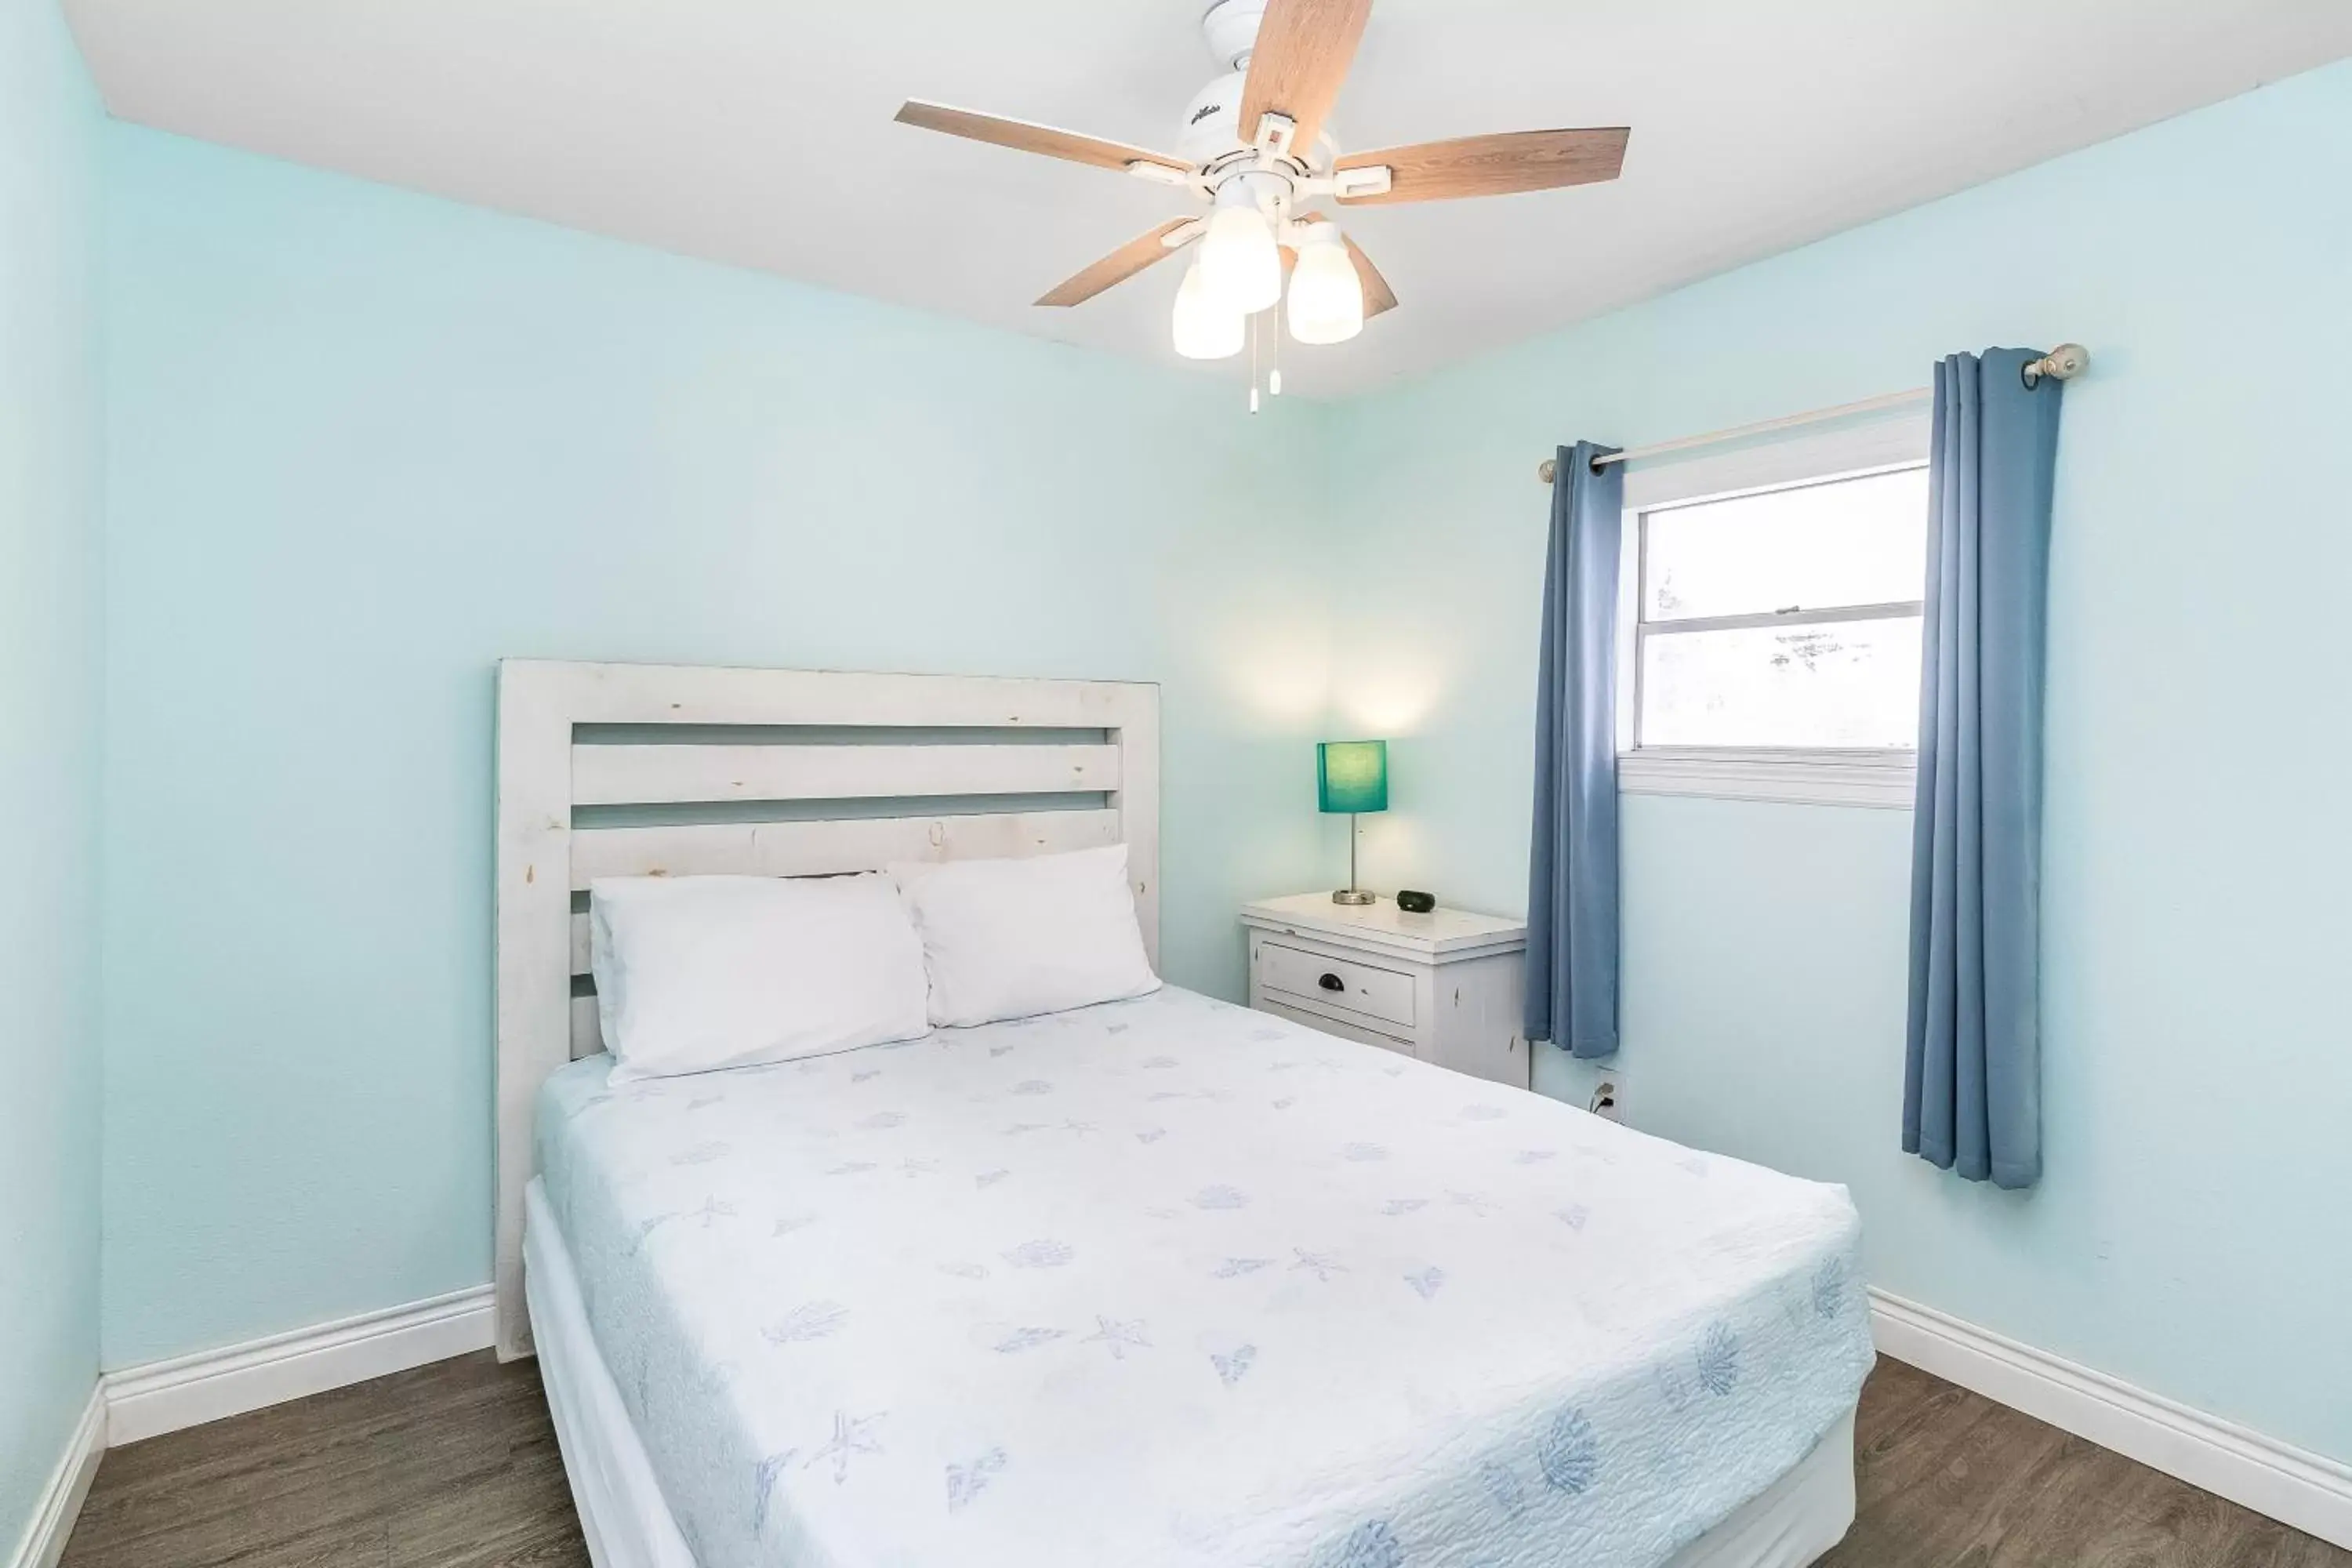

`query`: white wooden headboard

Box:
[493,660,1160,1359]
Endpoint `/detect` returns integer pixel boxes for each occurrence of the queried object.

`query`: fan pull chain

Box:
[1248,313,1261,413]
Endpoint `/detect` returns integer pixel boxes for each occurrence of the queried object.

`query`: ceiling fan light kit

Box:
[1200,181,1286,314]
[1173,260,1246,360]
[893,0,1630,399]
[1286,223,1363,345]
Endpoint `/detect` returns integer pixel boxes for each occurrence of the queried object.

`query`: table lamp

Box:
[1317,739,1388,906]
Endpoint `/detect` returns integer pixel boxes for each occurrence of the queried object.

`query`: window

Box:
[1616,420,1929,807]
[1636,466,1926,749]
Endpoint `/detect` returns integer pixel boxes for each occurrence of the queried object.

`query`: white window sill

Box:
[1617,747,1916,809]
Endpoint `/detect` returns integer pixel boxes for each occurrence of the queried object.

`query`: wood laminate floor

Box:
[60,1352,2348,1568]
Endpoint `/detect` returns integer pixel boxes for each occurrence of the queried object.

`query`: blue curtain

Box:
[1526,441,1623,1058]
[1904,350,2064,1188]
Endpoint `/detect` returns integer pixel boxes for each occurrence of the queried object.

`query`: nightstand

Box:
[1240,893,1530,1088]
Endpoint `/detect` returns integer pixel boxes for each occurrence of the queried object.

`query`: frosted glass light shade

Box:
[1171,261,1243,360]
[1197,204,1282,315]
[1287,232,1364,345]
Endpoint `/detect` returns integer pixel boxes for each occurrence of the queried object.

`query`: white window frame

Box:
[1614,415,1930,810]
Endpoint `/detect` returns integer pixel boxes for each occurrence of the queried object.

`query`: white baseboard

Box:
[103,1285,495,1446]
[1871,1288,2352,1550]
[5,1385,104,1568]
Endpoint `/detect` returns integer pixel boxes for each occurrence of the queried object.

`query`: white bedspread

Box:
[536,986,1872,1568]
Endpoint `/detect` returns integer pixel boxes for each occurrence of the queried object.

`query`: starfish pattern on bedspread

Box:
[1080,1316,1152,1359]
[805,1410,887,1485]
[946,1447,1008,1512]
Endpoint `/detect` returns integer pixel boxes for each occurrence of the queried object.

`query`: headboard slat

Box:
[572,742,1120,806]
[545,662,1138,728]
[568,809,1120,890]
[572,995,601,1056]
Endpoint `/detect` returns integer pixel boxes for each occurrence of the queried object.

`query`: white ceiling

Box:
[64,0,2352,397]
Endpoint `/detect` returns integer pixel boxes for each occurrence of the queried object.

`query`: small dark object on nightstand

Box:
[1396,889,1436,913]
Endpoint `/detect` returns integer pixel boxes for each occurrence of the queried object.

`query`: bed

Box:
[494,662,1872,1568]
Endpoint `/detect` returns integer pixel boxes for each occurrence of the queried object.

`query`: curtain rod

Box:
[1536,344,2088,484]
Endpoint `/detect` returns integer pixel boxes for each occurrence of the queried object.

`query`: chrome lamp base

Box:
[1331,810,1376,904]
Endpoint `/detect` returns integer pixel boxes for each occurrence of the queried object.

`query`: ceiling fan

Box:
[895,0,1628,391]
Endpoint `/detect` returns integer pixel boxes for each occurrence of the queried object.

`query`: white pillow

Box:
[889,844,1160,1027]
[590,873,929,1083]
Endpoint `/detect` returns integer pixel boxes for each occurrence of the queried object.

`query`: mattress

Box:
[535,985,1873,1568]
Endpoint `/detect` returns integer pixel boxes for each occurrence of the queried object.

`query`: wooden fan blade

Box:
[1236,0,1372,154]
[1340,232,1397,318]
[1336,127,1628,205]
[1036,219,1199,307]
[895,100,1190,176]
[1295,213,1396,318]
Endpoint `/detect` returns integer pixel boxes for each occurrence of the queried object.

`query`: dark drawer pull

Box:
[1319,972,1345,993]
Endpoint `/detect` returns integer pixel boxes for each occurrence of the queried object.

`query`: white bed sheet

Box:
[534,986,1872,1568]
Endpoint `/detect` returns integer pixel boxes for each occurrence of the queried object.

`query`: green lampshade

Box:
[1316,739,1388,815]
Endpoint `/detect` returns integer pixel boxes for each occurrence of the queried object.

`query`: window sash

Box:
[1636,599,1925,638]
[1628,468,1927,755]
[1617,746,1918,808]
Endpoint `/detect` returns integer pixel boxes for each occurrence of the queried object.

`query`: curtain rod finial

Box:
[2024,343,2089,387]
[1537,458,1556,485]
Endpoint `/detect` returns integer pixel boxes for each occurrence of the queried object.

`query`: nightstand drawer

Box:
[1258,996,1413,1055]
[1257,940,1417,1029]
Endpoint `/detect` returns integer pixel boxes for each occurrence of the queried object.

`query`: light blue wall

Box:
[99,126,1338,1367]
[0,0,105,1547]
[1327,60,2352,1461]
